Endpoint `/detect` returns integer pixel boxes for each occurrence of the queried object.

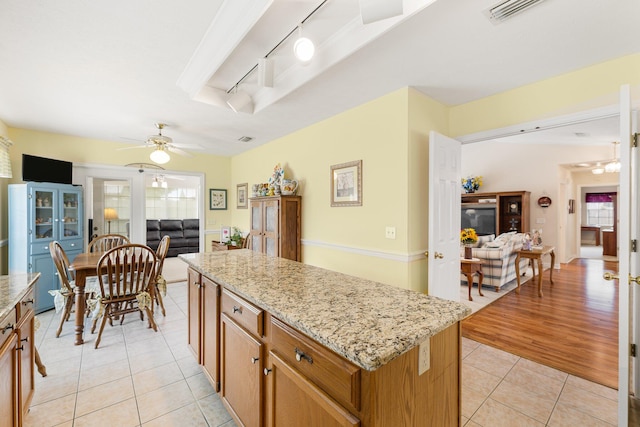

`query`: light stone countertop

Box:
[0,273,41,320]
[180,250,471,371]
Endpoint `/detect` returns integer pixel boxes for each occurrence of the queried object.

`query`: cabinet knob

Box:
[251,357,259,364]
[70,243,75,247]
[294,348,313,364]
[263,368,272,376]
[1,324,14,334]
[233,306,242,314]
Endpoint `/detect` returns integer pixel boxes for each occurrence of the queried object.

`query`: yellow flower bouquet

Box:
[460,228,478,245]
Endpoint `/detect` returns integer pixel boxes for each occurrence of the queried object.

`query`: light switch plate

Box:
[418,339,430,375]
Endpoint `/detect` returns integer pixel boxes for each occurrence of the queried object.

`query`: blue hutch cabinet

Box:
[9,183,84,313]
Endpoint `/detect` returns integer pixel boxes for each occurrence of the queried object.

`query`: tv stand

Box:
[462,191,530,235]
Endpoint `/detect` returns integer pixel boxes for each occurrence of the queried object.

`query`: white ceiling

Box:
[0,0,637,159]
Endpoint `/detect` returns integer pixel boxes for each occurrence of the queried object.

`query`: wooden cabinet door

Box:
[17,311,34,420]
[221,314,263,427]
[263,199,280,257]
[0,334,17,427]
[266,352,360,427]
[187,267,201,362]
[249,200,264,254]
[201,275,219,391]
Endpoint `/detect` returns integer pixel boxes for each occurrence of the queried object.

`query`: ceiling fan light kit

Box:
[150,146,170,164]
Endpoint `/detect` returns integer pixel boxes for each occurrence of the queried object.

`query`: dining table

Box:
[69,251,103,345]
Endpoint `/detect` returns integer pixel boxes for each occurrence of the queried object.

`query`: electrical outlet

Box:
[418,339,430,375]
[385,226,396,239]
[536,218,545,224]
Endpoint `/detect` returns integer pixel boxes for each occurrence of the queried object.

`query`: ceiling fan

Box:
[120,123,195,164]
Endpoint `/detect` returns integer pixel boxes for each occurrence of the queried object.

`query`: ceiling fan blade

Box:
[117,145,150,151]
[167,146,193,157]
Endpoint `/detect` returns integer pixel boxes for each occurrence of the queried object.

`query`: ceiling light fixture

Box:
[604,141,621,173]
[226,85,254,113]
[150,146,170,164]
[293,25,315,63]
[226,0,329,98]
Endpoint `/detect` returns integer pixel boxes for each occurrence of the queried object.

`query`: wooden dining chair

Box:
[92,244,158,349]
[48,241,99,338]
[87,233,130,253]
[152,235,170,316]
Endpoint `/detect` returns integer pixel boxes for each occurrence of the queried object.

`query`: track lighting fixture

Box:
[293,25,315,63]
[226,85,254,113]
[150,146,170,164]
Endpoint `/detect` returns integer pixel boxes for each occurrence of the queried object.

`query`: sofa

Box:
[146,219,199,257]
[460,232,530,291]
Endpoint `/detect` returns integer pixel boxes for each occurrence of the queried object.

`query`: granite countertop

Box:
[0,273,42,320]
[180,250,471,371]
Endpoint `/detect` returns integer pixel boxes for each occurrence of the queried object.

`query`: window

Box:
[585,193,615,227]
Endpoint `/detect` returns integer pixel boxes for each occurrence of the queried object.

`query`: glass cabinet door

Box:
[61,191,80,239]
[34,189,55,240]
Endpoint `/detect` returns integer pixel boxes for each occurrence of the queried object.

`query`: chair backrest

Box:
[88,234,130,253]
[97,244,157,299]
[155,235,170,275]
[49,241,74,293]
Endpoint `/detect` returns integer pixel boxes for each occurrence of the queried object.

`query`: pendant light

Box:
[604,141,621,173]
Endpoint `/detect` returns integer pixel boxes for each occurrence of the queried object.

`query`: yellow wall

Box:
[230,88,448,292]
[450,53,640,137]
[0,120,9,273]
[5,127,232,251]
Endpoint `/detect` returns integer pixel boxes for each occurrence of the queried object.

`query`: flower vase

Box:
[464,245,473,259]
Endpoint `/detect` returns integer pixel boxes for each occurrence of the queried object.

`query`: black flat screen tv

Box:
[22,154,73,185]
[461,203,496,236]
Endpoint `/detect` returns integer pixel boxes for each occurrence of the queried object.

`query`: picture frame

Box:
[237,183,248,209]
[209,189,227,210]
[220,225,231,243]
[330,160,362,207]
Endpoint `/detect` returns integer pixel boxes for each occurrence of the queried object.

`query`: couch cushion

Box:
[146,220,160,242]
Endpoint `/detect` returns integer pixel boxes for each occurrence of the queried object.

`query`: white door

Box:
[427,131,461,301]
[616,84,638,427]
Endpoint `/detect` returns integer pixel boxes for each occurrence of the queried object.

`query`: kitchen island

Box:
[180,250,470,427]
[0,273,40,427]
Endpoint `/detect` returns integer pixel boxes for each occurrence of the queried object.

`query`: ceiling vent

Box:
[484,0,548,24]
[237,136,254,143]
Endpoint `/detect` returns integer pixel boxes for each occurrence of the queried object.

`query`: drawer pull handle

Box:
[1,324,14,334]
[264,368,272,376]
[233,306,242,314]
[21,337,29,343]
[16,345,24,351]
[22,299,34,306]
[294,348,313,364]
[251,357,259,364]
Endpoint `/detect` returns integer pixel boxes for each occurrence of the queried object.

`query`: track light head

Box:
[293,25,314,63]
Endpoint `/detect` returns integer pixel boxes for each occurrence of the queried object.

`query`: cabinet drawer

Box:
[16,288,35,320]
[270,316,361,412]
[0,309,17,349]
[30,241,52,256]
[221,289,263,337]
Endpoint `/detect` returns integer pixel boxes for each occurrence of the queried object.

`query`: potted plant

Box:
[229,227,244,247]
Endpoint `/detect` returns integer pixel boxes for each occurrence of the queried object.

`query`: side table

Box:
[515,245,555,297]
[461,257,484,301]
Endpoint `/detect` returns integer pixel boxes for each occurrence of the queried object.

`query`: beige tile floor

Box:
[26,280,618,427]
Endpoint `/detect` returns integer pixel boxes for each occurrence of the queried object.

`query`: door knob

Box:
[603,272,640,284]
[424,251,444,259]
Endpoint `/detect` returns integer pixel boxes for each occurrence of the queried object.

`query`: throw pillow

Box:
[483,239,505,248]
[477,234,495,246]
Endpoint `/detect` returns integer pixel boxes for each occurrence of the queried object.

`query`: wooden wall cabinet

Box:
[462,191,530,235]
[249,196,301,261]
[0,284,36,427]
[187,267,220,390]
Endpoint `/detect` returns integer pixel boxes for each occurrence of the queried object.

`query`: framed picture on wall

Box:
[237,183,248,209]
[210,189,227,210]
[330,160,362,207]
